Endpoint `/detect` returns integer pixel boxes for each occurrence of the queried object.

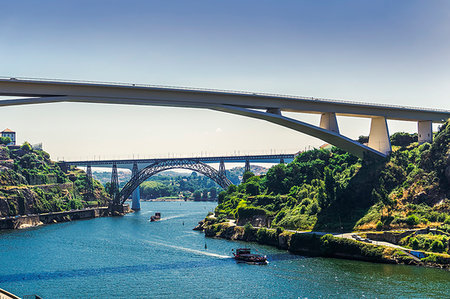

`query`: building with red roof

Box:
[1,128,16,146]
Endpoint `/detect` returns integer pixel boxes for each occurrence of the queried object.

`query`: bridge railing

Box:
[2,76,449,113]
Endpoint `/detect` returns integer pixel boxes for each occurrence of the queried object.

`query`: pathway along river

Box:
[0,202,448,298]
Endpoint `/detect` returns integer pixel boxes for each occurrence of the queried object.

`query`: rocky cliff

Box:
[0,143,110,217]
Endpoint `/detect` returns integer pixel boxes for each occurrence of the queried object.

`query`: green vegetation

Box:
[215,120,450,232]
[0,137,11,145]
[205,222,422,265]
[0,143,110,216]
[400,233,449,253]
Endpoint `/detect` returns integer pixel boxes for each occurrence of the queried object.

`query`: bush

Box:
[410,237,419,250]
[256,228,278,245]
[376,221,383,231]
[0,136,11,145]
[430,240,445,253]
[227,185,237,194]
[21,142,32,151]
[405,214,420,226]
[308,202,319,214]
[236,206,267,219]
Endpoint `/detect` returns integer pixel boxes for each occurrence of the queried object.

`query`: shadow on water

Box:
[0,253,303,283]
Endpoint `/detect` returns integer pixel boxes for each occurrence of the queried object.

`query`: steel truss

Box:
[115,159,232,205]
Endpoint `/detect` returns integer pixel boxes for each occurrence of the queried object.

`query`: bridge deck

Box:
[1,77,449,122]
[64,154,295,169]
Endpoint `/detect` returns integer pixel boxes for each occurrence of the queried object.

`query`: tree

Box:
[218,191,226,204]
[202,188,209,200]
[0,137,11,145]
[242,171,254,183]
[245,182,259,196]
[390,132,417,147]
[209,187,217,199]
[324,167,335,202]
[227,184,237,194]
[21,142,32,151]
[193,190,202,200]
[264,164,287,194]
[357,135,369,144]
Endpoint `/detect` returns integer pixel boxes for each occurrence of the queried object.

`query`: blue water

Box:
[0,201,448,298]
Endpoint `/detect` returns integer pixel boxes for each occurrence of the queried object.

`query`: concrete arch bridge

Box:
[1,77,449,160]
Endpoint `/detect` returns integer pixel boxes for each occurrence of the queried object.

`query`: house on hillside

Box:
[1,128,16,146]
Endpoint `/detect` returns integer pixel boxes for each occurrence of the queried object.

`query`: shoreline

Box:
[135,198,218,202]
[0,206,130,230]
[197,221,450,270]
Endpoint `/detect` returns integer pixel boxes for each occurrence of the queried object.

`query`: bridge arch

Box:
[116,159,232,205]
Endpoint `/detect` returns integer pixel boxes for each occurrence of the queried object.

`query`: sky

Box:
[0,0,449,162]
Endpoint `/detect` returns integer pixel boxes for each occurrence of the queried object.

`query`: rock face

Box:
[193,220,204,231]
[236,215,269,227]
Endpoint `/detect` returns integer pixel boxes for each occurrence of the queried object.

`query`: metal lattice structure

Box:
[115,159,232,205]
[110,163,119,199]
[244,159,251,173]
[86,164,93,193]
[219,160,226,177]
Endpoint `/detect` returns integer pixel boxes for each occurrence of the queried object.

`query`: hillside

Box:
[0,143,110,217]
[215,120,450,233]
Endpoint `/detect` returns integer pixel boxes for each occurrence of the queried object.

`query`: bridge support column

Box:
[280,158,285,164]
[266,108,282,115]
[219,160,226,178]
[244,159,251,173]
[111,163,119,204]
[86,164,93,193]
[131,162,141,210]
[418,120,433,144]
[320,112,339,134]
[368,117,391,156]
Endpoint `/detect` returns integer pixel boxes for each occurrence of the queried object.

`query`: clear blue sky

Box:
[0,0,449,161]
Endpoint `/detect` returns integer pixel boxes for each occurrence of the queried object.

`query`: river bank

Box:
[2,201,449,298]
[198,220,450,270]
[0,205,130,230]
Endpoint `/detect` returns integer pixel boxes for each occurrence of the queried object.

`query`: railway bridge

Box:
[63,154,295,210]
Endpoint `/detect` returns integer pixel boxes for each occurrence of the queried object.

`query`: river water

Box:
[0,201,448,298]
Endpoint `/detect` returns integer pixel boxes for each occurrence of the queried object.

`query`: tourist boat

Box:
[150,212,161,222]
[232,248,268,265]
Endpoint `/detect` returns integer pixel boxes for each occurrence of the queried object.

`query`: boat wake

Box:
[142,240,232,259]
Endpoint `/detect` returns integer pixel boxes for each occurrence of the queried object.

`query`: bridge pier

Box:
[418,120,433,144]
[131,162,141,210]
[320,112,340,134]
[111,163,119,204]
[86,163,93,193]
[368,116,391,156]
[244,159,251,173]
[280,158,285,164]
[219,160,226,177]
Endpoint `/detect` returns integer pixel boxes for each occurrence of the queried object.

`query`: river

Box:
[0,201,448,298]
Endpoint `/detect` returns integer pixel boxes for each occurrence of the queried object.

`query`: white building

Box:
[1,128,16,146]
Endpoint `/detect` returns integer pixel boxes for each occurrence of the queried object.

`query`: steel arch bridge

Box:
[114,159,232,205]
